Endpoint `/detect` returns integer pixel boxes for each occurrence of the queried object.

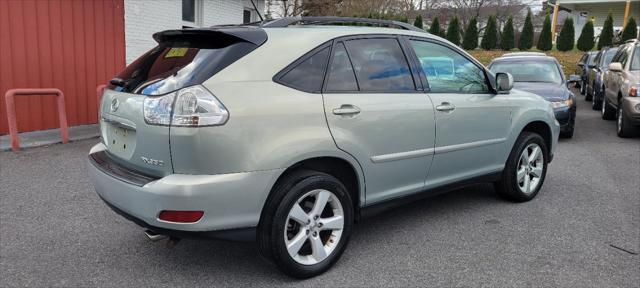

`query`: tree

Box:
[462,17,479,50]
[556,16,575,51]
[398,15,409,23]
[446,16,461,45]
[537,12,552,51]
[501,15,515,50]
[621,17,638,42]
[481,15,498,50]
[429,17,441,37]
[413,14,424,29]
[518,9,534,50]
[597,12,614,49]
[577,19,595,51]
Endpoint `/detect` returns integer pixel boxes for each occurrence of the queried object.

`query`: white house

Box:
[124,0,265,64]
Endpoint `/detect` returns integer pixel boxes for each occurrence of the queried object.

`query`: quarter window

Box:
[326,42,358,91]
[278,47,330,93]
[342,38,415,92]
[410,40,489,93]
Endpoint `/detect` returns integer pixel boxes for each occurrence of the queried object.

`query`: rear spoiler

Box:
[153,27,267,46]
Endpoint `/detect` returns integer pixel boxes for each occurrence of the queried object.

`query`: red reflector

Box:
[158,210,204,223]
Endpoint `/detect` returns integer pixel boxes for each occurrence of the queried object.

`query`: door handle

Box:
[435,102,456,112]
[333,104,361,115]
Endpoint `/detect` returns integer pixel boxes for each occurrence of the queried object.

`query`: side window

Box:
[326,42,358,91]
[409,40,489,93]
[278,47,330,93]
[620,46,631,67]
[342,38,415,92]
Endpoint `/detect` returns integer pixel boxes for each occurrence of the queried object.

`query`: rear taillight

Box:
[630,86,638,97]
[158,210,204,223]
[143,85,228,127]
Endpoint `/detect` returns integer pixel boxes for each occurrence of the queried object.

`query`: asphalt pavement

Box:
[1,89,638,287]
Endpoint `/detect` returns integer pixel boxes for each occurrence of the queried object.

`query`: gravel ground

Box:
[1,91,638,287]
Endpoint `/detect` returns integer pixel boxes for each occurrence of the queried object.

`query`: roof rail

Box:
[261,16,425,32]
[624,38,639,44]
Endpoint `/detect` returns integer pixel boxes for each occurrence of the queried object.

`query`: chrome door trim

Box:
[370,147,435,163]
[101,116,137,131]
[434,138,506,154]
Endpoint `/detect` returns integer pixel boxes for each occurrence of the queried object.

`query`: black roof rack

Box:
[261,16,424,32]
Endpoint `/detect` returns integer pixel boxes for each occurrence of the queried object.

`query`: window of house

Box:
[182,0,202,27]
[243,10,252,24]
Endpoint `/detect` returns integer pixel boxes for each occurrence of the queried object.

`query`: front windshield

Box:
[490,61,562,83]
[602,49,618,67]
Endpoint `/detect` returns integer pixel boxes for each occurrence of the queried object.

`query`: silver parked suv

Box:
[89,17,560,278]
[602,39,640,137]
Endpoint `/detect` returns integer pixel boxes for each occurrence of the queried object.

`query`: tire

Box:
[585,82,593,101]
[601,96,616,120]
[257,170,354,278]
[616,103,636,138]
[559,112,575,138]
[494,132,548,202]
[592,87,602,110]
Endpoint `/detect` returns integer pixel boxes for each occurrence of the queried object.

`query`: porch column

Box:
[551,4,560,43]
[623,0,631,28]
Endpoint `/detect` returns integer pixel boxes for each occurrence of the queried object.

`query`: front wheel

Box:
[257,170,354,278]
[617,104,636,138]
[495,132,548,202]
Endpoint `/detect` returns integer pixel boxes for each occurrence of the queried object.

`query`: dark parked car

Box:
[490,54,579,138]
[576,51,598,96]
[587,47,618,108]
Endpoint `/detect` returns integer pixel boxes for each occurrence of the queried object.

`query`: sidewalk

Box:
[0,124,99,151]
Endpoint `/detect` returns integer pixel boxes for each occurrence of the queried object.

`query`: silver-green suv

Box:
[89,17,560,278]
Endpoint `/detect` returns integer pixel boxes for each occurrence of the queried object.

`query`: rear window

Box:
[109,31,264,95]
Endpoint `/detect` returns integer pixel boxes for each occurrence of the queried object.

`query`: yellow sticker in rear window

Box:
[165,47,189,58]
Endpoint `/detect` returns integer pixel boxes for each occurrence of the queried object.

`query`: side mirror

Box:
[588,64,596,69]
[577,62,585,67]
[495,72,513,94]
[609,62,623,72]
[567,74,581,87]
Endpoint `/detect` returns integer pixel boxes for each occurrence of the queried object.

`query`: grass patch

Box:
[467,49,585,78]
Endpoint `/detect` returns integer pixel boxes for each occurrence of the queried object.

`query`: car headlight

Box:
[551,97,574,108]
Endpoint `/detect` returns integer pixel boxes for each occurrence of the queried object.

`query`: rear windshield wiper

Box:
[109,78,126,87]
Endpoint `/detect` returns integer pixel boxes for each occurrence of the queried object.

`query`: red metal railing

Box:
[4,89,68,151]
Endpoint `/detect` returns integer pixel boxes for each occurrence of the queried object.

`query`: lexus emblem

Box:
[110,98,119,112]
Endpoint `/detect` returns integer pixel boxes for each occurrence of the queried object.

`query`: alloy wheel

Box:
[516,143,544,194]
[284,189,344,265]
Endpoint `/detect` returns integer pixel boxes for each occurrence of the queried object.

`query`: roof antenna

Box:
[250,0,264,22]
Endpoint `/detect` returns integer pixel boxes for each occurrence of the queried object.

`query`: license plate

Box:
[113,127,128,138]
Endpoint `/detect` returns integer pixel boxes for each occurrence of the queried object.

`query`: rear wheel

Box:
[495,132,548,202]
[257,170,353,278]
[617,104,636,138]
[601,96,616,120]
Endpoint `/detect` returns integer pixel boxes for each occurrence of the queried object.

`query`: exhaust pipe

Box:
[144,230,167,242]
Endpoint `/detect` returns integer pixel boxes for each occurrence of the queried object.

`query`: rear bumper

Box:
[88,143,283,239]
